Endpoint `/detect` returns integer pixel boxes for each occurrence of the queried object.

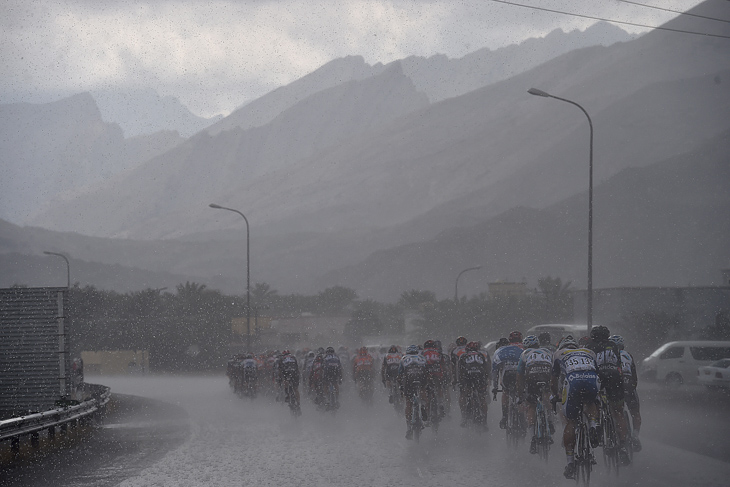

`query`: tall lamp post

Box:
[455,266,482,304]
[209,203,251,351]
[43,251,70,288]
[527,87,594,332]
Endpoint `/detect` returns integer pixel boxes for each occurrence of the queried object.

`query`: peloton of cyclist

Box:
[611,334,642,452]
[398,345,428,440]
[457,341,491,427]
[586,325,631,466]
[517,335,555,454]
[492,330,525,429]
[552,335,601,480]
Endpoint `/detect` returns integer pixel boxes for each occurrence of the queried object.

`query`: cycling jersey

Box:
[398,353,427,395]
[353,353,375,377]
[323,353,343,383]
[552,347,600,420]
[587,340,624,402]
[422,347,446,381]
[492,343,524,391]
[518,347,553,399]
[279,354,300,387]
[458,350,490,392]
[381,352,402,381]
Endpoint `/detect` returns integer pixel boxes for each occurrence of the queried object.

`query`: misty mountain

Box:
[398,22,635,103]
[8,1,730,298]
[31,63,430,238]
[92,88,223,138]
[0,93,183,223]
[320,129,730,300]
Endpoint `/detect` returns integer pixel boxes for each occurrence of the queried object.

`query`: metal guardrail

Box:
[0,384,111,447]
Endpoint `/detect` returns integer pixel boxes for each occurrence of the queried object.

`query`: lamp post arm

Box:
[455,266,483,303]
[43,251,70,288]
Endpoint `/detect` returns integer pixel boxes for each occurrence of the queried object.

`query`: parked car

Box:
[642,341,730,386]
[697,358,730,390]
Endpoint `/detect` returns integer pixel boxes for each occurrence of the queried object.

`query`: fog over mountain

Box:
[3,2,729,299]
[91,88,223,138]
[0,93,183,223]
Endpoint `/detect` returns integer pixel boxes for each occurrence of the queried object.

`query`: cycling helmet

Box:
[590,325,610,342]
[578,336,590,347]
[538,332,552,346]
[522,335,539,348]
[307,351,315,358]
[424,339,436,349]
[244,353,254,359]
[466,341,480,352]
[609,335,625,350]
[558,335,578,349]
[508,331,523,343]
[325,346,335,354]
[388,345,398,353]
[434,340,443,352]
[406,345,419,354]
[455,336,467,347]
[316,347,325,355]
[496,338,509,349]
[281,350,291,355]
[358,346,368,356]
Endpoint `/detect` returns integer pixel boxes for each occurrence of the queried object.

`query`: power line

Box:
[617,0,730,25]
[489,0,730,40]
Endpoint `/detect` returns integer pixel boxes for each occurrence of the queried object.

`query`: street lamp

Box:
[455,266,482,304]
[528,87,594,332]
[209,203,251,352]
[43,251,70,288]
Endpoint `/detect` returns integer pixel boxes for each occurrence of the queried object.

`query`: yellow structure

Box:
[232,316,271,336]
[81,350,149,375]
[488,281,528,298]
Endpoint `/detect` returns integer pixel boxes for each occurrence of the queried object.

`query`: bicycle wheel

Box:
[623,409,634,463]
[536,403,549,461]
[602,409,619,474]
[576,422,592,486]
[412,393,422,442]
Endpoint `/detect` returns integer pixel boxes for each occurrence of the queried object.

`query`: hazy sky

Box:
[1,0,706,117]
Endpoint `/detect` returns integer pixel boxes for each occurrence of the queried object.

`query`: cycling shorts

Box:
[525,374,551,403]
[460,374,488,394]
[599,371,624,404]
[625,387,640,413]
[501,370,519,393]
[562,372,600,421]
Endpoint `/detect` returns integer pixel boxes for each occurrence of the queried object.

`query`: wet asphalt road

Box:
[0,393,189,487]
[1,376,729,486]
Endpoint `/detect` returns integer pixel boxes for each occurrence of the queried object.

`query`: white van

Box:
[526,324,590,346]
[641,341,730,386]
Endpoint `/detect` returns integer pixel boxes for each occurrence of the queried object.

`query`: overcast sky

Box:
[1,0,707,117]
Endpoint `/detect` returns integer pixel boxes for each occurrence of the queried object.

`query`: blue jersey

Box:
[492,344,523,384]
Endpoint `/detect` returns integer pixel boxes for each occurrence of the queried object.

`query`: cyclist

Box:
[611,334,642,452]
[450,336,469,382]
[241,352,259,396]
[323,346,343,408]
[309,352,326,405]
[381,345,403,403]
[457,341,490,427]
[517,335,554,454]
[353,346,376,402]
[277,350,301,412]
[398,345,427,440]
[302,350,316,396]
[586,325,630,465]
[422,339,448,421]
[552,335,600,480]
[492,330,525,429]
[538,332,557,352]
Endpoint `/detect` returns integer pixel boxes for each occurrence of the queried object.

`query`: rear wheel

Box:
[665,372,683,388]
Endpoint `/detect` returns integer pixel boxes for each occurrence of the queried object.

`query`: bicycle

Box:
[425,384,442,434]
[598,392,620,475]
[532,382,552,461]
[283,380,301,417]
[494,388,524,446]
[388,380,403,413]
[409,386,424,442]
[463,387,487,432]
[573,402,595,486]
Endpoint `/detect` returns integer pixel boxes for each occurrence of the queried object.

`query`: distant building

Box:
[488,281,528,299]
[81,350,149,375]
